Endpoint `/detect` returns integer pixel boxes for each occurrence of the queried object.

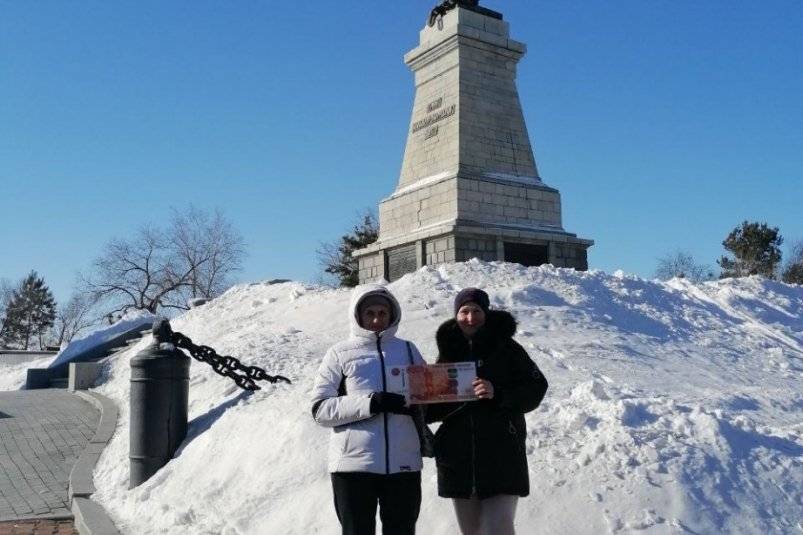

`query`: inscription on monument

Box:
[412,103,456,133]
[386,243,418,282]
[427,97,443,113]
[424,126,439,139]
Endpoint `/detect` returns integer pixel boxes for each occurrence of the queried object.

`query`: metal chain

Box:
[170,331,291,391]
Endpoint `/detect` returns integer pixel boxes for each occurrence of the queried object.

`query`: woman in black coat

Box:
[427,288,548,535]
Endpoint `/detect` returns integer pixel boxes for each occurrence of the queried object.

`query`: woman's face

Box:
[456,302,486,337]
[360,304,391,332]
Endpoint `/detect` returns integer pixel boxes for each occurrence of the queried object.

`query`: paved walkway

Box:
[0,519,76,534]
[0,390,98,522]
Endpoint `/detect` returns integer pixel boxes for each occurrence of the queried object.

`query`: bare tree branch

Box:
[52,293,99,346]
[81,208,245,316]
[782,239,803,284]
[164,206,245,306]
[0,278,15,342]
[655,251,713,282]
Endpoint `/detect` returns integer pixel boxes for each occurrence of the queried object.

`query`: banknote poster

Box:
[386,362,477,404]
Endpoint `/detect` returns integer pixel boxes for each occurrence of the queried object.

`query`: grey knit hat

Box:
[454,288,490,315]
[359,294,393,312]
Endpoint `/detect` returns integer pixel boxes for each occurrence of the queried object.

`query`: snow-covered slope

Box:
[49,309,156,369]
[0,310,157,391]
[89,261,802,534]
[0,354,56,391]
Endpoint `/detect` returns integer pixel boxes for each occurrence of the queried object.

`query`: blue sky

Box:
[2,1,802,303]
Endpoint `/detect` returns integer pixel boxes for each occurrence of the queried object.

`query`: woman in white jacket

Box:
[311,284,426,535]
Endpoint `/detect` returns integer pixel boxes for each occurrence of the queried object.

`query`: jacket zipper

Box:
[376,334,390,475]
[469,338,477,497]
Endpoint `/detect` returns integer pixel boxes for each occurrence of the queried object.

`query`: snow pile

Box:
[0,354,57,391]
[49,309,157,369]
[89,261,802,534]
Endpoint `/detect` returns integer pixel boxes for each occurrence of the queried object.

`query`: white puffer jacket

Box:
[311,284,426,474]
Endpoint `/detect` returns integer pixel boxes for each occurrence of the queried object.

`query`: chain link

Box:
[170,331,291,391]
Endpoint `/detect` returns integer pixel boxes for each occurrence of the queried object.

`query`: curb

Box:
[73,497,120,535]
[69,390,122,535]
[0,513,74,523]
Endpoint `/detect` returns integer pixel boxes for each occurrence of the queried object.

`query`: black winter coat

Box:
[426,310,547,499]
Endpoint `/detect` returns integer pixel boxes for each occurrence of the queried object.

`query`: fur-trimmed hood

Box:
[429,307,547,499]
[436,309,517,359]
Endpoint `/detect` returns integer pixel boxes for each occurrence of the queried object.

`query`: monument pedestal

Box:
[354,4,592,282]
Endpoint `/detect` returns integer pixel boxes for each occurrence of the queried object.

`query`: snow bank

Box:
[0,354,57,391]
[89,262,802,534]
[49,309,157,369]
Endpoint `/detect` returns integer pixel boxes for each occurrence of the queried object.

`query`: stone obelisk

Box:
[353,2,593,282]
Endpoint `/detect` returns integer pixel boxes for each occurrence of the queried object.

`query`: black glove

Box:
[370,392,408,415]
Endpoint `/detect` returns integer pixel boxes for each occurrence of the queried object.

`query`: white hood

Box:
[313,283,424,475]
[348,283,402,339]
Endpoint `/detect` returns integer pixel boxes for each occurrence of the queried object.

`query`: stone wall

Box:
[455,236,499,262]
[551,242,589,270]
[457,34,538,180]
[424,234,499,265]
[456,177,562,228]
[398,54,460,187]
[380,175,563,245]
[357,252,384,284]
[424,235,456,264]
[378,177,458,241]
[356,230,590,284]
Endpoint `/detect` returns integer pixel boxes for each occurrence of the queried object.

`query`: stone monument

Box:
[353,1,593,282]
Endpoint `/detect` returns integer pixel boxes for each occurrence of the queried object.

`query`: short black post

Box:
[129,318,190,488]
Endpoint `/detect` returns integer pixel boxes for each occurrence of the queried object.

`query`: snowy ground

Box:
[0,354,57,391]
[6,261,800,533]
[0,310,156,390]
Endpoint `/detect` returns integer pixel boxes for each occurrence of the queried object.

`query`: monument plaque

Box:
[353,2,593,283]
[386,244,418,282]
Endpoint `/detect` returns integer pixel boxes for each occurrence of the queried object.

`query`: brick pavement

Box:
[0,390,98,522]
[0,519,76,534]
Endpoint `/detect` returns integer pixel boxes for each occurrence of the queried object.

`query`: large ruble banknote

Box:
[405,362,477,404]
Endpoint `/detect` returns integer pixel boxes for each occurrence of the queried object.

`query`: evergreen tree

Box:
[718,221,783,279]
[1,271,57,350]
[318,212,378,287]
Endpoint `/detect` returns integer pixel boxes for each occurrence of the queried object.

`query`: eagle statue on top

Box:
[428,0,481,27]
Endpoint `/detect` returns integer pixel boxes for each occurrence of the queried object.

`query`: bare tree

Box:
[316,241,343,287]
[52,293,98,347]
[81,208,245,315]
[785,240,803,265]
[166,206,245,306]
[81,225,198,314]
[782,240,803,284]
[655,251,713,282]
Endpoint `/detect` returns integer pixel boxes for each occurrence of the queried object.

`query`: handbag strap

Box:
[405,341,414,365]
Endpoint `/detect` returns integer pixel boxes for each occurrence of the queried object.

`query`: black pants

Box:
[331,471,421,535]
